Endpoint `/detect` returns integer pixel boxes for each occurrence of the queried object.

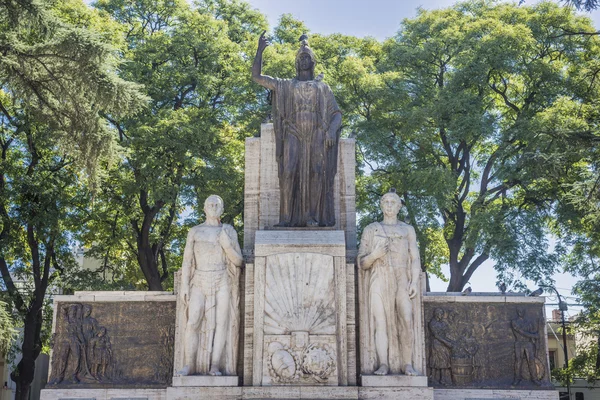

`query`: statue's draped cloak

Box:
[358,222,425,375]
[190,224,241,375]
[271,78,341,226]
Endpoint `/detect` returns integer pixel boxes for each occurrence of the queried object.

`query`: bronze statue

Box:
[252,32,342,227]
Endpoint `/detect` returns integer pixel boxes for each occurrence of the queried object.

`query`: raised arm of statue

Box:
[252,31,277,90]
[180,227,195,306]
[408,225,421,299]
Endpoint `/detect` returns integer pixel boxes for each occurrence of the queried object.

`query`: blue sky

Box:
[246,0,600,40]
[245,0,588,313]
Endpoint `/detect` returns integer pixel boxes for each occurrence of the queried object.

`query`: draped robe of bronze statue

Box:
[252,33,342,227]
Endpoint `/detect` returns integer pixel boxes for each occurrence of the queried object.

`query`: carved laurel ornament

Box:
[300,343,336,383]
[267,340,336,384]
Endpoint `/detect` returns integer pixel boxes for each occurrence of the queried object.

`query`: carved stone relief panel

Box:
[263,334,338,386]
[261,252,337,385]
[48,301,175,388]
[264,253,336,335]
[424,300,552,389]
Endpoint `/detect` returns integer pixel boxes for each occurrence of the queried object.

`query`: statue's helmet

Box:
[295,34,316,74]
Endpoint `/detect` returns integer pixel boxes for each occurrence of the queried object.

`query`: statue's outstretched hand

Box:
[258,31,270,52]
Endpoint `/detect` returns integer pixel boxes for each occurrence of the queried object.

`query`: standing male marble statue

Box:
[179,195,243,376]
[358,190,423,376]
[252,32,342,227]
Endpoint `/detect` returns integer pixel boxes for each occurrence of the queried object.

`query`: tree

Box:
[355,1,600,291]
[0,300,15,356]
[554,140,600,383]
[85,0,267,290]
[0,0,144,397]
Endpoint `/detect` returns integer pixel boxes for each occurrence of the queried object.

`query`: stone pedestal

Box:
[243,230,356,387]
[360,375,428,387]
[172,376,239,387]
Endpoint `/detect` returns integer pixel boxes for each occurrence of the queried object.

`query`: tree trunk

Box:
[447,266,465,292]
[446,240,465,292]
[137,244,163,291]
[11,307,42,400]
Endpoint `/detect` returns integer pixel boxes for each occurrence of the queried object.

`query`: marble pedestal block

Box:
[171,376,239,387]
[360,375,428,387]
[243,230,356,387]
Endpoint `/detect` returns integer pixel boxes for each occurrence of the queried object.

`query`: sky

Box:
[245,0,590,316]
[245,0,600,40]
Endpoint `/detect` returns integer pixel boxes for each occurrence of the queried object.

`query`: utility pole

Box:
[541,285,570,400]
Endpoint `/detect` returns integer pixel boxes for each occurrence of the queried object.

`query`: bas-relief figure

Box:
[358,190,423,376]
[428,308,453,385]
[252,32,342,227]
[428,308,479,386]
[179,195,243,376]
[424,303,551,389]
[511,307,543,386]
[49,304,114,384]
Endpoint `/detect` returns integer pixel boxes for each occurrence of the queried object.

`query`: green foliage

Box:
[0,300,15,356]
[0,0,145,395]
[0,0,146,174]
[349,1,600,291]
[83,0,268,290]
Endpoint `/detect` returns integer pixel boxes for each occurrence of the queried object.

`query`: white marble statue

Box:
[179,195,243,376]
[358,190,423,376]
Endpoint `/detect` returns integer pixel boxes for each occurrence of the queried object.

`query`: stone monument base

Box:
[44,386,560,400]
[433,388,559,400]
[360,386,434,400]
[40,388,166,400]
[172,375,239,387]
[167,386,434,400]
[361,375,428,387]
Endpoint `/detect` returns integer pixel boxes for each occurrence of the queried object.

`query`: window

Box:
[576,393,584,400]
[549,350,557,370]
[559,392,569,400]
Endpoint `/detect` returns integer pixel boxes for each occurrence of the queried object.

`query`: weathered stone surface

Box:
[175,195,243,377]
[171,376,239,387]
[358,192,425,378]
[249,230,351,387]
[423,295,553,389]
[255,230,346,257]
[360,375,428,387]
[432,388,558,399]
[166,386,242,400]
[47,300,175,388]
[359,387,434,400]
[40,388,167,400]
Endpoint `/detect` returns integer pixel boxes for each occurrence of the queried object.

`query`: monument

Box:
[176,194,243,378]
[40,31,558,400]
[252,32,342,227]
